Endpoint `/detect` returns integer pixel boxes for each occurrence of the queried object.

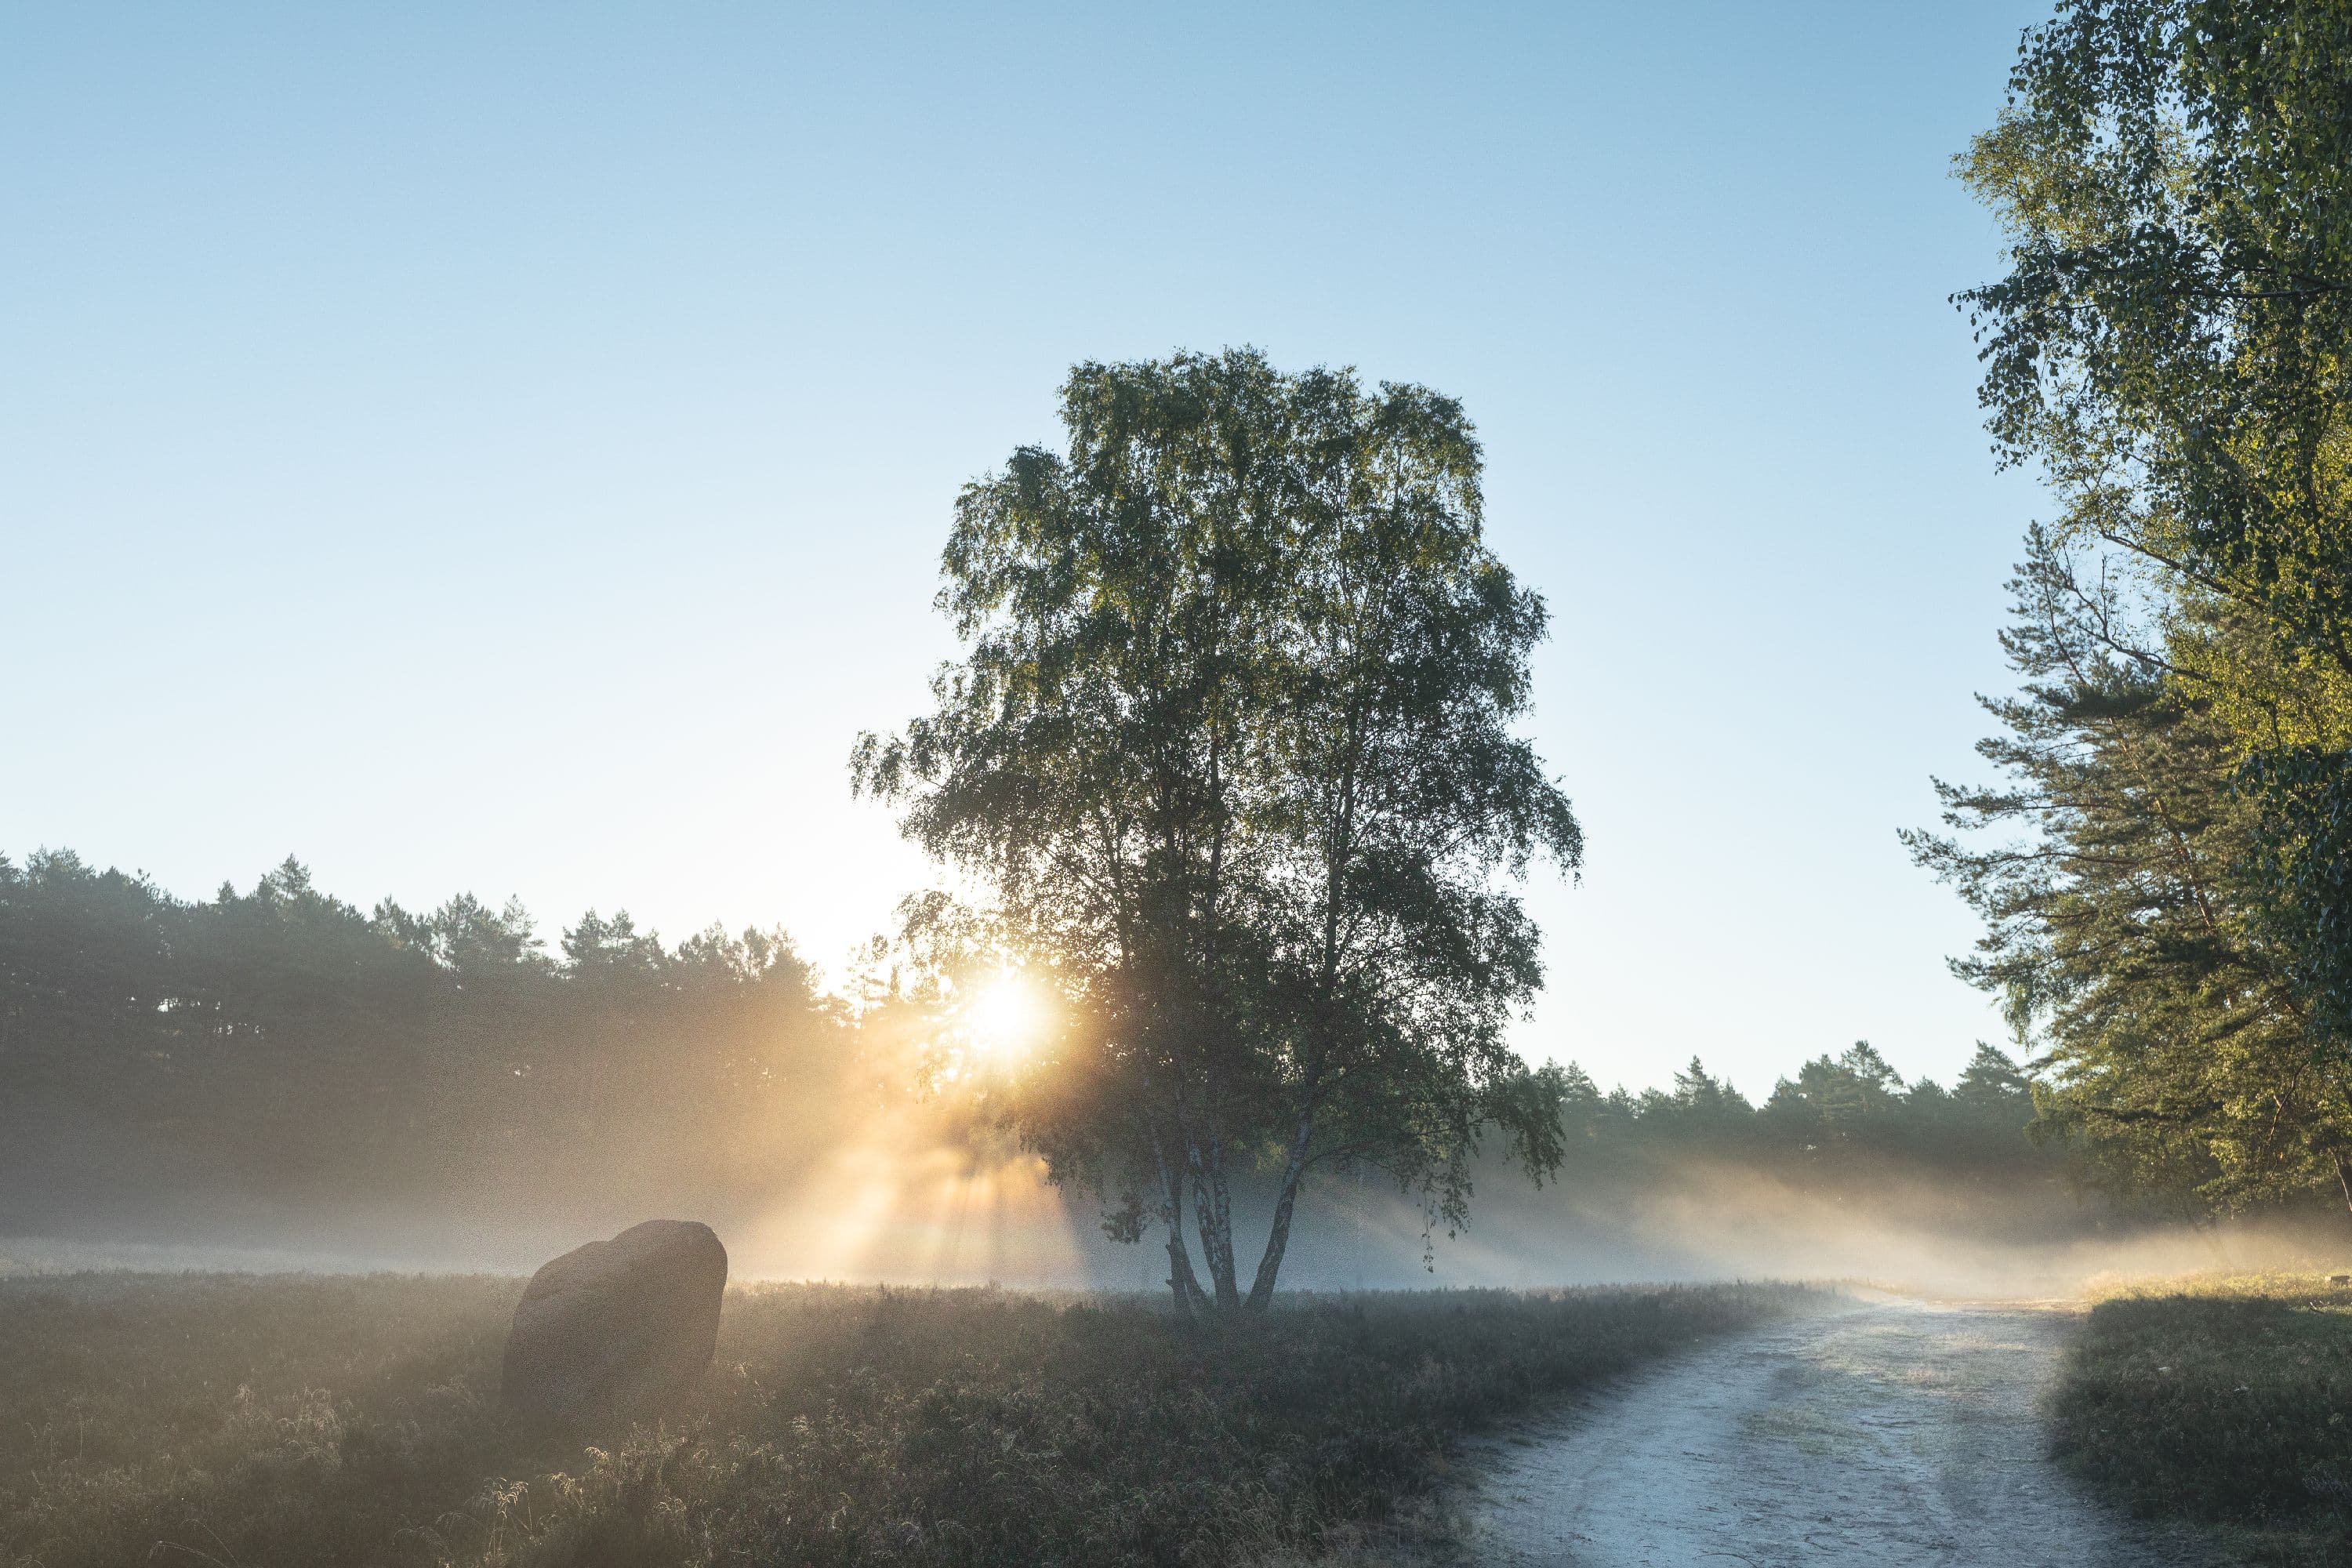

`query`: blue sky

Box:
[2,2,2052,1098]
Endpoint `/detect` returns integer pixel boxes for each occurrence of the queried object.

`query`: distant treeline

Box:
[1555,1041,2052,1186]
[0,849,858,1217]
[1,848,2052,1223]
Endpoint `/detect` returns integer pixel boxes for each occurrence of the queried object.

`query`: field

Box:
[2049,1273,2352,1566]
[0,1273,1820,1568]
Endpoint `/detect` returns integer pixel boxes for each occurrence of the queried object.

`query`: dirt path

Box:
[1461,1298,2213,1567]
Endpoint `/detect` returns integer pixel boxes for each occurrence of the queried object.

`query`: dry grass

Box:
[2052,1272,2352,1566]
[0,1273,1822,1567]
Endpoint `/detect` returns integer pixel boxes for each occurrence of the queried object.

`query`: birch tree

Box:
[853,348,1581,1312]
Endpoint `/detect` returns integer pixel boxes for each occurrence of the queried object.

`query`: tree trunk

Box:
[1207,1160,1240,1308]
[1244,1114,1316,1310]
[1188,1132,1241,1309]
[2336,1152,2352,1223]
[1156,1139,1210,1316]
[1170,1226,1210,1314]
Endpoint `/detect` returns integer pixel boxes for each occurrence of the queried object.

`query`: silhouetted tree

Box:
[856,348,1582,1312]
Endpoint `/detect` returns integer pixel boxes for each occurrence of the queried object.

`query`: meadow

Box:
[0,1273,1822,1568]
[2050,1273,2352,1566]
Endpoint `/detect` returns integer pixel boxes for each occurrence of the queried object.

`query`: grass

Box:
[0,1273,1822,1568]
[2050,1272,2352,1566]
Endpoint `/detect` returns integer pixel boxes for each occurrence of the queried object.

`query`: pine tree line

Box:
[0,848,848,1214]
[1,846,2060,1225]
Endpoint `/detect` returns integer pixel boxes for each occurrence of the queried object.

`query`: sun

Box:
[964,971,1046,1060]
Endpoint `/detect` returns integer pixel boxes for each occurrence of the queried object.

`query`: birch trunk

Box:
[1156,1139,1210,1316]
[1244,1113,1316,1310]
[1188,1132,1242,1308]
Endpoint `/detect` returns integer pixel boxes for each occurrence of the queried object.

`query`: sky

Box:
[2,2,2055,1099]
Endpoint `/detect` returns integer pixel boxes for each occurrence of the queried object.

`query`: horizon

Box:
[2,2,2051,1096]
[2,839,2019,1105]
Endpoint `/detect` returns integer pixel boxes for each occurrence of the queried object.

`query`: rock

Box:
[502,1219,727,1425]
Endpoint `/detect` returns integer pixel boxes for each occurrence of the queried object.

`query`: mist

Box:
[12,1128,2336,1303]
[9,844,2342,1301]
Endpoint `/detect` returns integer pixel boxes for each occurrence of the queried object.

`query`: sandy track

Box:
[1461,1298,2213,1567]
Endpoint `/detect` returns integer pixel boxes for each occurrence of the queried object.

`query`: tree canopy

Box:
[1929,0,2352,1216]
[855,348,1583,1311]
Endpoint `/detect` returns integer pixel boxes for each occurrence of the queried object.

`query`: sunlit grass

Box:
[0,1273,1825,1567]
[2052,1272,2352,1566]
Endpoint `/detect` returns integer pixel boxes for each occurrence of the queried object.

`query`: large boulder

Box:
[502,1219,727,1425]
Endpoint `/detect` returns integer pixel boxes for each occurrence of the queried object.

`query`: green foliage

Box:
[855,348,1581,1311]
[2051,1275,2352,1564]
[1546,1042,2059,1194]
[1960,0,2352,677]
[1937,2,2352,1217]
[2244,746,2352,1047]
[0,848,840,1214]
[1904,537,2352,1209]
[0,1274,1819,1568]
